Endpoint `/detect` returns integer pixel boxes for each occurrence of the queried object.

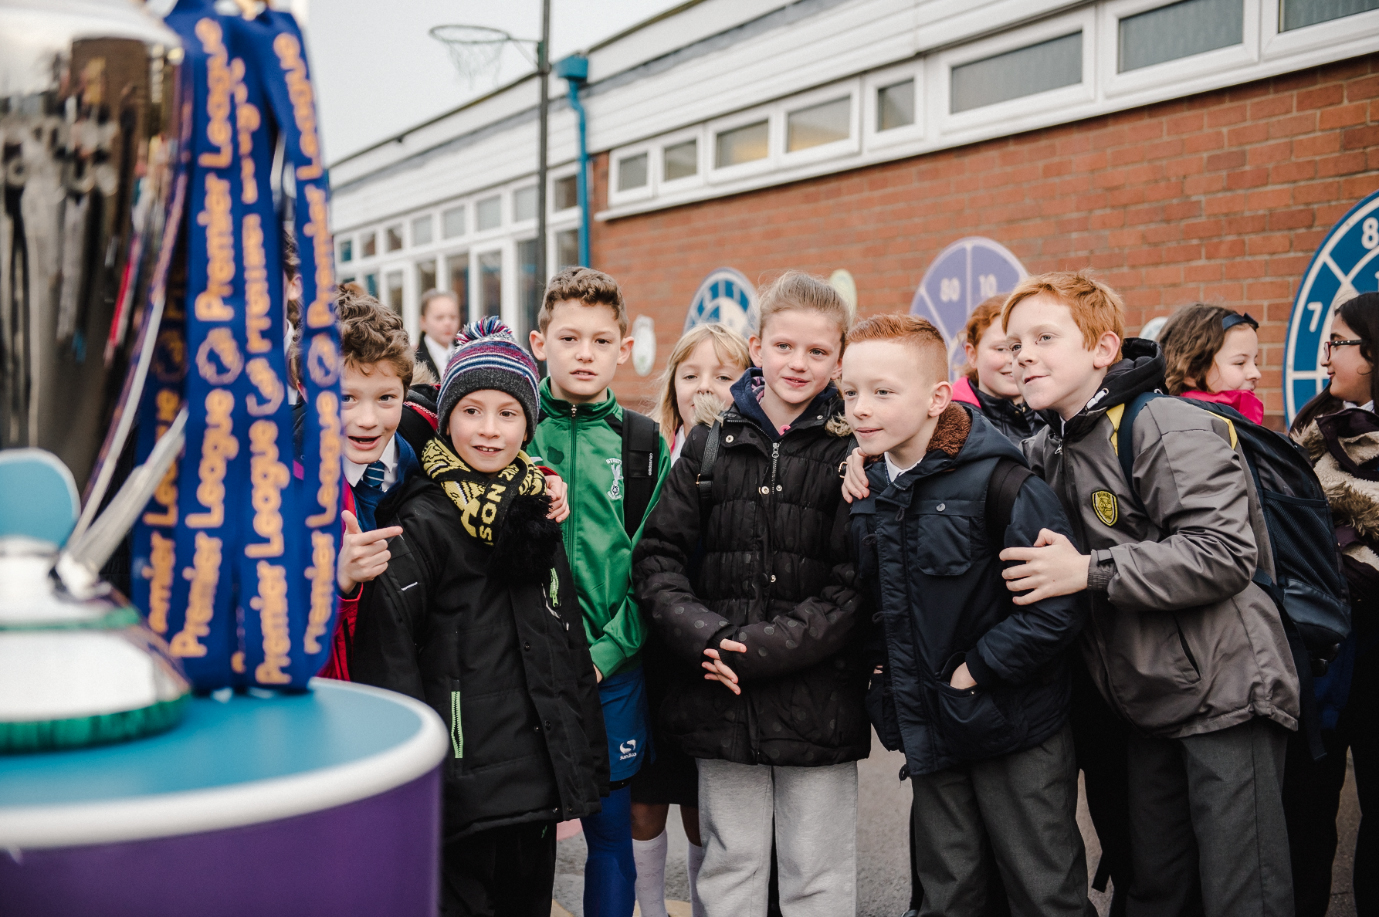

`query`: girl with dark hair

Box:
[1286,291,1379,917]
[1158,303,1263,422]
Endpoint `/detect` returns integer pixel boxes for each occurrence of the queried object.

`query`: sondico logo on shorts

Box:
[1092,491,1118,527]
[618,738,638,760]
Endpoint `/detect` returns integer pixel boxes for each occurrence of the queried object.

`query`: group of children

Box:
[298,260,1375,917]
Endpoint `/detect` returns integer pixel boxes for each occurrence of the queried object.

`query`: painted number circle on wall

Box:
[685,267,759,337]
[1285,189,1379,423]
[911,237,1027,378]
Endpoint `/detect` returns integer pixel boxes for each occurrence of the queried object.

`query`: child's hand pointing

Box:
[337,510,403,594]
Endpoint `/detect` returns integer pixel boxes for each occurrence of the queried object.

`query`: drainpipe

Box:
[555,53,591,268]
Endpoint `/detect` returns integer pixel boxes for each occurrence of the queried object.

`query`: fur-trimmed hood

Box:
[1295,407,1379,568]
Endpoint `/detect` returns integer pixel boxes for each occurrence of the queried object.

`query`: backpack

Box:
[1113,392,1352,758]
[605,408,662,540]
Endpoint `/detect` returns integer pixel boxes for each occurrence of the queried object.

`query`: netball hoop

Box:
[428,24,536,88]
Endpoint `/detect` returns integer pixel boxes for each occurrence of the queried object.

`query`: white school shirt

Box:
[343,435,399,491]
[885,453,921,483]
[424,335,454,375]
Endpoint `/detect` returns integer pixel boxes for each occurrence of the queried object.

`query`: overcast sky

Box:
[310,0,685,163]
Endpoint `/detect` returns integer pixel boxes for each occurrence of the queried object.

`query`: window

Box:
[877,79,915,131]
[447,254,470,322]
[411,215,433,246]
[617,152,649,191]
[339,275,356,286]
[1118,0,1243,71]
[361,232,377,258]
[476,196,501,231]
[518,239,540,339]
[1281,0,1379,30]
[514,186,537,221]
[442,205,465,239]
[338,238,353,263]
[786,97,850,152]
[417,259,437,296]
[951,32,1083,113]
[478,250,502,318]
[715,120,769,168]
[556,229,580,270]
[663,140,698,181]
[385,224,403,252]
[385,270,403,312]
[554,175,578,211]
[363,272,378,297]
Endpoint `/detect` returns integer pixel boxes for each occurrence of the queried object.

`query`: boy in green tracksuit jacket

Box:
[529,267,670,916]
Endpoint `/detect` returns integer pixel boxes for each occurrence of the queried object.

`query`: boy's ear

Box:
[617,335,634,366]
[529,329,547,361]
[929,379,953,418]
[1092,331,1122,370]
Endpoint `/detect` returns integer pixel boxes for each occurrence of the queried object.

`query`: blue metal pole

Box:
[556,53,591,268]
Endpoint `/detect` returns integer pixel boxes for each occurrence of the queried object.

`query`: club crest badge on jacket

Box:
[1092,490,1118,527]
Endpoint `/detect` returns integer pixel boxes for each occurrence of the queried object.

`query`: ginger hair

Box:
[961,294,1008,380]
[757,270,850,342]
[653,323,752,436]
[1001,270,1125,359]
[846,313,949,385]
[539,266,628,336]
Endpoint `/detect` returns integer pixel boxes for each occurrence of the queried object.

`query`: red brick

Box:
[1348,74,1379,101]
[1317,151,1369,177]
[1297,83,1346,110]
[1343,124,1379,149]
[1249,95,1295,120]
[1319,103,1370,130]
[1225,167,1270,190]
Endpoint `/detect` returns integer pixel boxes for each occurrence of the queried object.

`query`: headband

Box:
[1222,312,1258,332]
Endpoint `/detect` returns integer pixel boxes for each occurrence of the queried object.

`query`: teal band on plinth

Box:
[0,695,186,754]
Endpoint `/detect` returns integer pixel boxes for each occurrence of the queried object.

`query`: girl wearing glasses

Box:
[1287,291,1379,917]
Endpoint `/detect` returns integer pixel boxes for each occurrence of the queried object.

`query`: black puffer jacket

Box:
[968,380,1046,447]
[851,404,1082,776]
[350,474,608,840]
[633,372,868,767]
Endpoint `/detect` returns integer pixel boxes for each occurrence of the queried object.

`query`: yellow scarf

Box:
[421,437,546,545]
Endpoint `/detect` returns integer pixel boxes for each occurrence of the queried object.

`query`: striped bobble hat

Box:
[437,316,541,441]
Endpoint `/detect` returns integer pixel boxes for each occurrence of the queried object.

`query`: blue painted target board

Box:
[685,267,759,337]
[911,237,1028,378]
[1285,188,1379,423]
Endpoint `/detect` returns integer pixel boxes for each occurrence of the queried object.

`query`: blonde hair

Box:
[653,323,752,435]
[757,271,851,341]
[1002,270,1125,359]
[847,313,949,384]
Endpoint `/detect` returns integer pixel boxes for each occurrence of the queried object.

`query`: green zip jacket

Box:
[529,380,670,678]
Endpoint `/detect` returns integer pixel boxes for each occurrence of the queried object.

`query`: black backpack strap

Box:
[617,408,662,540]
[985,457,1032,556]
[696,419,724,506]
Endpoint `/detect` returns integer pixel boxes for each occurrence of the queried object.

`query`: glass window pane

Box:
[617,153,649,191]
[518,239,540,339]
[554,175,578,211]
[339,275,356,286]
[417,259,437,299]
[363,272,378,297]
[951,32,1083,114]
[786,97,851,152]
[878,80,916,132]
[447,255,470,322]
[478,251,502,318]
[556,229,580,270]
[442,205,465,239]
[411,215,433,246]
[1282,0,1379,29]
[715,120,770,168]
[514,186,537,221]
[385,224,403,252]
[663,140,698,181]
[476,196,501,231]
[361,232,377,258]
[338,238,353,263]
[385,270,404,313]
[1118,0,1243,72]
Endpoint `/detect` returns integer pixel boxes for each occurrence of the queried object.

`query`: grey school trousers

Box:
[696,758,857,917]
[1126,716,1293,917]
[909,723,1094,917]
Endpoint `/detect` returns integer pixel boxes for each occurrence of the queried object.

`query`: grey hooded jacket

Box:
[1023,340,1299,739]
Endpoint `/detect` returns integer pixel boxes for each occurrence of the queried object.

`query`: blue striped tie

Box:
[361,460,386,491]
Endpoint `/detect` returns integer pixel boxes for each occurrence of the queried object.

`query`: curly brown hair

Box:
[539,267,628,336]
[1158,303,1242,395]
[290,283,414,390]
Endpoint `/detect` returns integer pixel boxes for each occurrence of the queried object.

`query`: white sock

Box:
[687,840,706,917]
[633,830,669,917]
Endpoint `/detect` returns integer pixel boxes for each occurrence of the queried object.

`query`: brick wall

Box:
[592,53,1379,426]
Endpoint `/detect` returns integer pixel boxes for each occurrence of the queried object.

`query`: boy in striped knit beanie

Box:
[348,316,609,917]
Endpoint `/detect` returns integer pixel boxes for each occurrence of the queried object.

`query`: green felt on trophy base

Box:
[0,606,141,632]
[0,695,187,753]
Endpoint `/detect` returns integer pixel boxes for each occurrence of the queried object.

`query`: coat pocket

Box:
[865,669,903,752]
[935,682,1023,761]
[910,505,976,576]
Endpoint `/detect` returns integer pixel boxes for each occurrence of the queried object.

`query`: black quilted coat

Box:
[633,372,869,767]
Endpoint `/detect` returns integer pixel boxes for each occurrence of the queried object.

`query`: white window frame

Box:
[549,166,580,214]
[653,126,708,194]
[384,222,405,253]
[359,229,379,262]
[608,143,656,206]
[409,213,435,248]
[707,105,778,184]
[511,183,540,226]
[440,249,472,322]
[440,201,467,240]
[1263,0,1379,60]
[935,7,1097,136]
[779,81,861,169]
[863,61,925,153]
[473,193,505,238]
[1101,0,1260,99]
[337,234,355,266]
[473,244,509,326]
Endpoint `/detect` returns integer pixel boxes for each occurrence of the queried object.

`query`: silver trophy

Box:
[0,0,191,750]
